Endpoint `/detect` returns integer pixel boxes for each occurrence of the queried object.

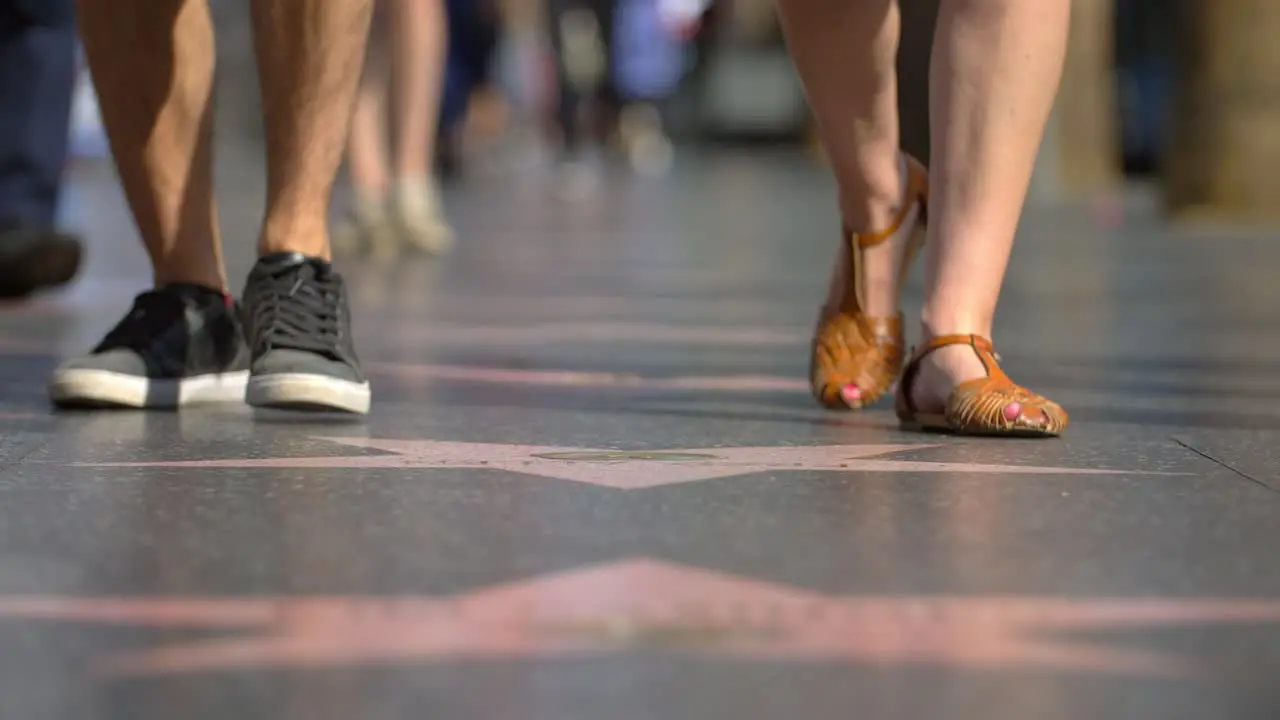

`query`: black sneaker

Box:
[241,253,370,414]
[48,284,250,408]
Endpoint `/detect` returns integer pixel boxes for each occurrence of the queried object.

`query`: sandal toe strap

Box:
[946,378,1067,433]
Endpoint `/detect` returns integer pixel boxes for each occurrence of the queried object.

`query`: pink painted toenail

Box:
[841,384,862,403]
[1003,402,1022,421]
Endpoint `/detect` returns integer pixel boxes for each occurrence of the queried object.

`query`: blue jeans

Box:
[0,0,76,228]
[441,0,500,132]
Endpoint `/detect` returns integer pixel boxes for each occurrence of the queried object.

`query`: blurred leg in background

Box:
[0,0,82,299]
[388,0,452,253]
[341,0,452,258]
[437,0,507,179]
[613,0,703,175]
[544,0,618,189]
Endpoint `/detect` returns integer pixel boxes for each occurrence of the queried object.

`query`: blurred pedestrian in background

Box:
[544,0,702,190]
[338,0,454,258]
[544,0,619,188]
[0,0,81,298]
[612,0,706,174]
[436,0,507,178]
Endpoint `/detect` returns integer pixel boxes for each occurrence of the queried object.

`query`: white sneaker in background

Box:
[332,191,400,259]
[393,178,454,256]
[619,103,674,176]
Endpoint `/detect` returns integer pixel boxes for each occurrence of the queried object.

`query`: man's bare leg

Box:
[50,0,249,410]
[76,0,225,290]
[241,0,375,415]
[250,0,374,260]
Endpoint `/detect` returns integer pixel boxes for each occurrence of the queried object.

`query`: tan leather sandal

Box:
[810,154,928,410]
[895,334,1068,437]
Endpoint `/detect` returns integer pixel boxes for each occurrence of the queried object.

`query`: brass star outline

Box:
[78,437,1155,489]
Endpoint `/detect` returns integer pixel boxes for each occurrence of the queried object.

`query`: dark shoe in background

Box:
[0,225,81,299]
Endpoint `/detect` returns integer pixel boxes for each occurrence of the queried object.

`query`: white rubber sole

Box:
[48,369,250,409]
[246,372,371,414]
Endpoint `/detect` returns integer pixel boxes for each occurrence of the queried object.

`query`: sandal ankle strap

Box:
[898,334,1003,415]
[844,155,928,249]
[907,334,997,366]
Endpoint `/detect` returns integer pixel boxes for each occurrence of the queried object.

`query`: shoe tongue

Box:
[257,252,319,271]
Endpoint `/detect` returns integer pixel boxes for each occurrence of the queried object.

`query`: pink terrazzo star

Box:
[394,321,804,347]
[84,437,1149,489]
[2,558,1276,678]
[366,362,807,392]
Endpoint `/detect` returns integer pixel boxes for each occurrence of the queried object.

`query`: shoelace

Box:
[96,290,189,352]
[250,260,343,358]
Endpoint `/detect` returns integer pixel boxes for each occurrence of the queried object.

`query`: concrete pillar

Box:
[1058,0,1122,194]
[1165,0,1280,220]
[1031,0,1122,203]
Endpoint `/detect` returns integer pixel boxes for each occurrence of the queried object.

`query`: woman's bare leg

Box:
[781,0,1069,417]
[776,0,906,320]
[910,0,1070,410]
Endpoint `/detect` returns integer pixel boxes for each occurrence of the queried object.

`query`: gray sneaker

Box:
[240,253,371,414]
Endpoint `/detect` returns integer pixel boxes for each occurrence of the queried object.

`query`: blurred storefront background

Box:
[67,0,1280,221]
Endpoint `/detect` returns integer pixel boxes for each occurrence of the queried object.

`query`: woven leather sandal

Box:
[895,334,1068,437]
[810,154,928,410]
